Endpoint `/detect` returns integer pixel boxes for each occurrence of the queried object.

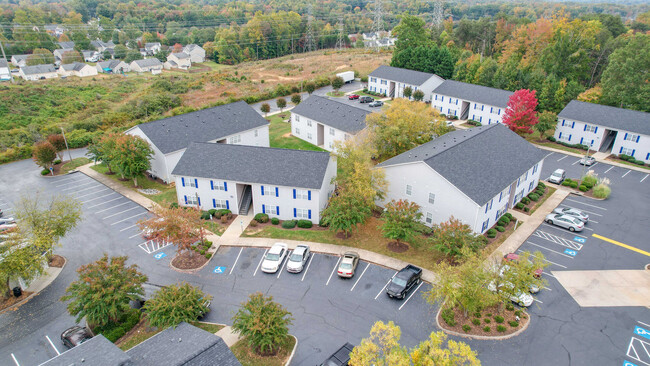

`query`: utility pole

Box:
[60,127,73,163]
[0,40,14,83]
[372,0,384,52]
[304,3,316,53]
[335,16,345,51]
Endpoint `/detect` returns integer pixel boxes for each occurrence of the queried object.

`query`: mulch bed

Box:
[387,241,410,253]
[484,220,516,245]
[335,231,352,239]
[438,304,528,337]
[0,291,35,313]
[49,255,65,268]
[171,252,209,270]
[513,186,550,215]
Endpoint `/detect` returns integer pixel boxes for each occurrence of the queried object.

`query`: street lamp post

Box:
[60,127,73,163]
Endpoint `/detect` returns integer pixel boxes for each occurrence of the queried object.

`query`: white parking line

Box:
[590,162,599,168]
[639,321,650,328]
[52,175,79,184]
[564,198,607,210]
[557,156,568,162]
[129,231,143,239]
[589,219,599,224]
[560,205,603,217]
[71,185,105,195]
[54,178,87,187]
[375,272,397,300]
[86,196,122,208]
[518,250,567,268]
[103,206,139,219]
[82,192,117,204]
[350,263,370,291]
[399,282,424,310]
[533,298,543,304]
[61,180,95,191]
[110,212,147,225]
[230,247,244,275]
[253,249,268,276]
[543,286,552,291]
[326,257,342,286]
[541,223,589,237]
[542,272,556,278]
[301,254,316,281]
[75,187,110,199]
[119,224,140,232]
[622,170,631,178]
[604,166,614,173]
[581,226,594,231]
[277,251,291,278]
[10,353,19,366]
[526,241,575,258]
[641,174,649,183]
[544,152,554,158]
[95,201,131,213]
[572,160,580,165]
[45,335,60,355]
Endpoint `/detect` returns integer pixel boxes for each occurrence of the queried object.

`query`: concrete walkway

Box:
[215,326,242,347]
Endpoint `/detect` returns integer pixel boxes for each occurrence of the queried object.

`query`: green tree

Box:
[412,90,425,101]
[47,134,66,161]
[331,76,344,92]
[600,34,650,112]
[0,232,52,297]
[489,251,548,308]
[102,50,112,60]
[291,93,301,105]
[26,48,54,66]
[381,199,422,247]
[403,86,413,100]
[62,255,147,327]
[231,292,293,356]
[61,50,83,64]
[534,111,557,140]
[153,50,168,62]
[276,97,287,112]
[144,282,212,329]
[260,103,271,117]
[111,135,153,187]
[124,50,143,63]
[321,191,372,238]
[14,194,82,250]
[305,82,316,94]
[113,44,128,59]
[32,141,57,169]
[431,217,487,260]
[87,133,119,174]
[392,13,431,54]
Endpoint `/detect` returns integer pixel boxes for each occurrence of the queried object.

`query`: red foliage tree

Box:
[173,43,184,53]
[47,134,67,161]
[503,89,539,135]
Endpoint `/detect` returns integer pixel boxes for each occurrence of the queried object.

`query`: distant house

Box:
[431,80,513,123]
[40,322,242,366]
[377,124,545,234]
[129,58,163,74]
[555,100,650,163]
[0,59,10,81]
[291,95,371,151]
[90,40,116,53]
[44,24,66,37]
[82,50,100,62]
[173,143,336,223]
[53,48,73,63]
[96,60,129,74]
[125,100,270,183]
[368,65,444,102]
[19,64,58,80]
[58,62,98,78]
[164,52,191,70]
[183,44,206,63]
[11,55,29,68]
[58,41,75,50]
[144,42,162,55]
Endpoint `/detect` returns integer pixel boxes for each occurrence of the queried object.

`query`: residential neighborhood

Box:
[367,65,444,101]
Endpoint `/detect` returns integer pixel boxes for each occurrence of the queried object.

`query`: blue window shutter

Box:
[624,133,628,140]
[261,186,264,195]
[583,125,587,131]
[481,105,484,111]
[591,140,594,146]
[559,132,562,139]
[276,206,280,215]
[308,210,312,219]
[571,121,575,128]
[488,119,491,124]
[194,179,198,188]
[479,116,482,122]
[632,149,635,157]
[212,199,216,208]
[210,180,214,190]
[293,189,296,199]
[646,153,650,160]
[308,191,311,200]
[594,127,598,133]
[226,200,229,210]
[275,187,279,197]
[499,192,502,202]
[184,195,187,204]
[619,146,623,153]
[197,196,200,206]
[490,107,493,113]
[181,177,185,187]
[568,135,572,141]
[293,208,297,218]
[224,182,227,191]
[262,204,265,214]
[441,96,444,102]
[498,109,501,115]
[562,120,565,126]
[580,137,583,144]
[636,136,640,143]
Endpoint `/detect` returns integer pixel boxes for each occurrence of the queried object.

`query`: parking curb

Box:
[168,252,215,274]
[284,335,298,366]
[434,305,530,341]
[0,257,67,315]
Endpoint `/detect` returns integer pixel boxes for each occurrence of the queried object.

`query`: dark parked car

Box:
[359,96,374,103]
[61,326,92,349]
[348,94,359,100]
[320,342,354,366]
[368,100,384,107]
[386,264,422,299]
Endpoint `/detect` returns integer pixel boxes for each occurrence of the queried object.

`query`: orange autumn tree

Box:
[138,205,206,257]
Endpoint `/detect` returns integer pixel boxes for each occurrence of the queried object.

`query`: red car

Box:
[348,94,360,100]
[503,253,543,278]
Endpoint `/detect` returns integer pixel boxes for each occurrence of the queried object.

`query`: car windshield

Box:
[289,253,303,262]
[392,277,407,287]
[570,218,582,225]
[340,263,352,270]
[266,253,280,261]
[552,172,562,177]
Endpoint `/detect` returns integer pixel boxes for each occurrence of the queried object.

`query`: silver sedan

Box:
[553,207,589,223]
[545,214,585,232]
[286,244,310,273]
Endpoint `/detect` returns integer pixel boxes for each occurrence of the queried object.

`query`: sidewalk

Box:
[77,163,159,210]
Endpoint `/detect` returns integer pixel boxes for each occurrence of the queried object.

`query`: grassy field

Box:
[90,163,177,206]
[267,113,326,152]
[61,157,90,174]
[243,217,444,272]
[231,336,296,366]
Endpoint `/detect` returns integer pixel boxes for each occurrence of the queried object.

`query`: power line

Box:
[303,3,316,53]
[432,0,443,30]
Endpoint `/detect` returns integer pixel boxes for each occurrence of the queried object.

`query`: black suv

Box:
[386,264,422,299]
[320,342,354,366]
[359,96,374,103]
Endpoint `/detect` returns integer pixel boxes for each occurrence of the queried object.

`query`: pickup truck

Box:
[320,342,354,366]
[386,264,422,299]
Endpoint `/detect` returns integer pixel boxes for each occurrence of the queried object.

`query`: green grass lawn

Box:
[267,113,326,152]
[231,336,296,366]
[203,220,225,236]
[90,163,177,206]
[61,157,90,174]
[607,157,650,171]
[326,91,345,97]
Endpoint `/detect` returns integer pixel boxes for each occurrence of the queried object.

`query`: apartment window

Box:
[264,205,278,215]
[263,186,274,195]
[585,125,597,133]
[624,133,639,142]
[211,181,226,191]
[229,135,241,144]
[381,80,387,85]
[187,195,199,205]
[295,208,310,219]
[344,134,350,141]
[307,133,312,140]
[371,77,376,83]
[189,179,197,188]
[428,193,435,204]
[329,141,333,149]
[330,127,335,136]
[307,120,312,127]
[481,219,490,232]
[295,115,300,122]
[213,199,228,209]
[620,147,634,156]
[295,127,300,135]
[533,163,538,174]
[425,212,433,224]
[485,199,493,213]
[295,189,310,200]
[406,184,413,196]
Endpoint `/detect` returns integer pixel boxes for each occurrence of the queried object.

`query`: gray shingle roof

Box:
[432,80,514,108]
[13,55,29,62]
[39,335,133,366]
[132,58,162,68]
[377,124,546,206]
[558,100,650,136]
[127,322,241,366]
[291,95,370,133]
[98,60,121,69]
[58,41,75,49]
[60,62,87,71]
[171,52,189,59]
[134,100,268,154]
[0,59,7,68]
[172,143,332,189]
[369,65,439,86]
[21,64,56,75]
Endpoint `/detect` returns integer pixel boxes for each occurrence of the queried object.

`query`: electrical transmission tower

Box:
[432,0,443,30]
[304,4,316,53]
[372,0,384,51]
[335,17,345,50]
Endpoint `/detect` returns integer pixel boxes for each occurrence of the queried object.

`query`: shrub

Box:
[504,213,513,220]
[319,217,329,227]
[506,303,514,311]
[441,308,456,326]
[217,209,231,216]
[297,219,313,228]
[249,220,258,227]
[562,180,572,186]
[220,215,228,223]
[581,174,598,188]
[208,209,217,216]
[41,168,50,175]
[486,229,497,238]
[254,213,269,223]
[500,216,511,224]
[578,185,588,192]
[484,318,491,324]
[634,159,645,166]
[271,217,279,225]
[281,220,297,229]
[96,309,140,342]
[199,249,205,255]
[483,326,491,332]
[524,207,530,212]
[496,226,505,232]
[593,183,611,199]
[535,188,545,196]
[462,325,471,333]
[514,310,522,317]
[170,202,179,208]
[515,202,524,209]
[547,136,556,142]
[509,320,519,327]
[497,219,507,227]
[528,193,539,201]
[472,318,481,326]
[494,315,504,323]
[537,181,546,189]
[474,312,481,318]
[486,313,492,317]
[205,253,212,259]
[619,154,632,161]
[570,181,579,188]
[200,211,211,220]
[497,325,507,332]
[521,197,530,204]
[53,159,62,165]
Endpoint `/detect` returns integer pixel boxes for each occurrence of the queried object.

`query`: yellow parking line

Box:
[592,234,650,257]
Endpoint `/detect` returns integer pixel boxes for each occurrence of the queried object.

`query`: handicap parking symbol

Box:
[213,266,227,274]
[153,252,167,260]
[624,361,638,366]
[564,248,577,256]
[634,326,650,340]
[573,236,586,243]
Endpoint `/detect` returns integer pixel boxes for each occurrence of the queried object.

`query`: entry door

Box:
[317,124,324,146]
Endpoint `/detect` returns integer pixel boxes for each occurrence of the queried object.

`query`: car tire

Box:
[569,227,575,232]
[547,219,553,224]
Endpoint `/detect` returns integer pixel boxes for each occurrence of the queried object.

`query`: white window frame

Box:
[620,147,634,156]
[189,179,197,188]
[295,208,310,219]
[425,212,433,224]
[428,193,435,205]
[263,186,274,196]
[307,132,312,140]
[296,189,309,200]
[624,134,639,142]
[295,127,300,135]
[212,181,226,191]
[295,115,300,122]
[406,184,413,196]
[213,199,228,209]
[228,135,241,144]
[330,127,335,136]
[307,120,312,127]
[585,125,597,133]
[267,205,278,215]
[187,195,198,205]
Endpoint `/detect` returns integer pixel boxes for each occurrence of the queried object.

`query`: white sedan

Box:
[553,207,589,223]
[261,243,288,273]
[545,213,584,232]
[286,245,310,273]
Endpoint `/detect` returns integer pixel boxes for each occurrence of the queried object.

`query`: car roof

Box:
[293,246,308,254]
[269,243,286,253]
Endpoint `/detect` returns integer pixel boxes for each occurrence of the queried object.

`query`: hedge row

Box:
[546,136,588,151]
